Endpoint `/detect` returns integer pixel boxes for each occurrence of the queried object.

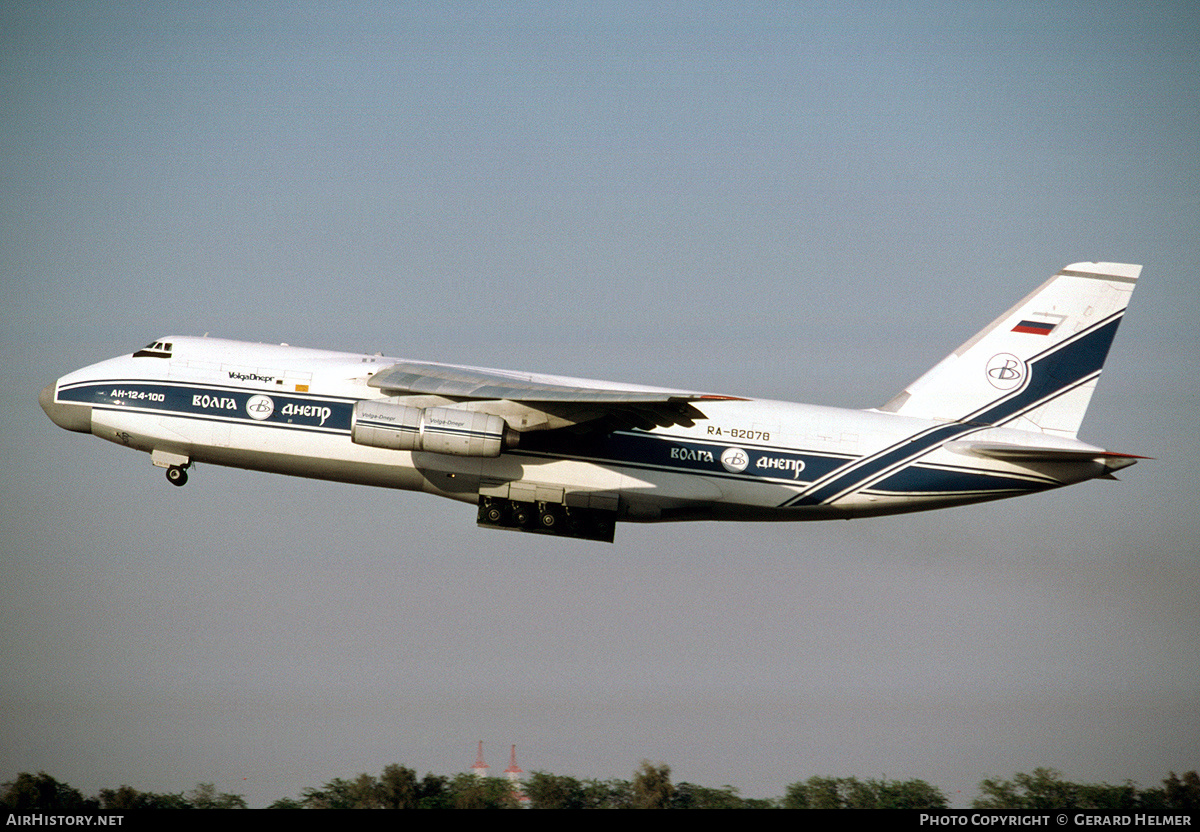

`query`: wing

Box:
[367,360,741,432]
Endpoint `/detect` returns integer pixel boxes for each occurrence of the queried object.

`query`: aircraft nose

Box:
[40,383,92,433]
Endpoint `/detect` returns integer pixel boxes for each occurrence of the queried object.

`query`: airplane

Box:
[40,261,1142,543]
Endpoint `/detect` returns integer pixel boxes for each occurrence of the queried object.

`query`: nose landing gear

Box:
[151,449,192,488]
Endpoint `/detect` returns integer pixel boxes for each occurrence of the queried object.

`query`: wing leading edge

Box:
[367,360,742,432]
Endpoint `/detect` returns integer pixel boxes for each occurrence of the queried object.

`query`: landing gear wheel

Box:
[539,505,560,529]
[484,503,506,525]
[512,504,533,527]
[166,466,188,487]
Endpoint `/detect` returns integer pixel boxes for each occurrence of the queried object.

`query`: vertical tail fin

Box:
[879,262,1141,438]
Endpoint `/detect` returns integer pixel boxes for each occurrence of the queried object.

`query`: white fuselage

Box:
[44,336,1113,525]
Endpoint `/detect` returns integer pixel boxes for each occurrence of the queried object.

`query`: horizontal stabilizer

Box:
[947,441,1145,476]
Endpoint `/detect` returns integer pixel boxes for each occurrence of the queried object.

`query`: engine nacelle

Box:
[351,400,519,457]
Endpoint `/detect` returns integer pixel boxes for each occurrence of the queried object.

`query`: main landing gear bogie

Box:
[165,465,189,487]
[477,496,616,543]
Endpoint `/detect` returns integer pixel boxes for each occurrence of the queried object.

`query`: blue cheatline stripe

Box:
[56,380,356,432]
[785,421,980,507]
[515,430,855,486]
[868,463,1061,495]
[782,312,1123,507]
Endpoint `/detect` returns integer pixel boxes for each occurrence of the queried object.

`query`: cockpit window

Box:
[132,340,174,358]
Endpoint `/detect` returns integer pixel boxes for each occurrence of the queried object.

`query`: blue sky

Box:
[2,1,1197,807]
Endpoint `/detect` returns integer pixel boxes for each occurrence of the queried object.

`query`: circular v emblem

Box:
[985,353,1026,390]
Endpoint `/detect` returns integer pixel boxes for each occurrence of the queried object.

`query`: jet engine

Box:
[351,400,519,457]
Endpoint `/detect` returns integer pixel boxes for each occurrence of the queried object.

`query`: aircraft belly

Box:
[204,444,430,492]
[821,491,1016,518]
[90,407,428,491]
[812,458,1060,517]
[615,467,725,520]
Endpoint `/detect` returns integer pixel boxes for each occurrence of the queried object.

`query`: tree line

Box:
[2,765,1196,810]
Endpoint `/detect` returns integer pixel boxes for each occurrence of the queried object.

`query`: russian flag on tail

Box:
[1012,319,1056,335]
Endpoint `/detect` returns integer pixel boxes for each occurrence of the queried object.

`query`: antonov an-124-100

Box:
[41,262,1143,542]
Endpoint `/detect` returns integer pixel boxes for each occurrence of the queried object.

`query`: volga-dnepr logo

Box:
[725,446,807,479]
[228,371,275,384]
[720,447,749,473]
[985,352,1026,391]
[246,394,275,420]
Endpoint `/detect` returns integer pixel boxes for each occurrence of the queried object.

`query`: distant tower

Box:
[504,744,530,808]
[472,740,489,778]
[504,744,523,784]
